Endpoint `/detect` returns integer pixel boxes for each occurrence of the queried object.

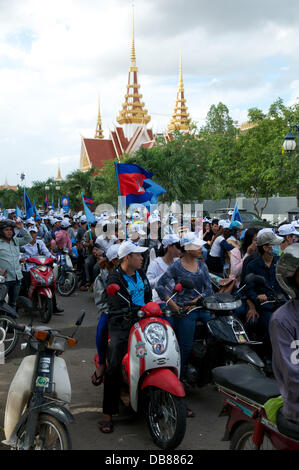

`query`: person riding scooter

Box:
[270,244,299,425]
[99,240,149,434]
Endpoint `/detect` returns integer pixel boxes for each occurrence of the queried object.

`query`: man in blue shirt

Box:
[99,241,150,434]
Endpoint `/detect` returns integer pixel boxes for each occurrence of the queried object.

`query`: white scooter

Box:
[2,312,85,450]
[106,283,186,450]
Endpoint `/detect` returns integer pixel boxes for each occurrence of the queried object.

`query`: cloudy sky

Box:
[1,0,299,186]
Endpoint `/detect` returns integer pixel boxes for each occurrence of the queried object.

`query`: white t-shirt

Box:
[146,257,175,302]
[209,235,224,257]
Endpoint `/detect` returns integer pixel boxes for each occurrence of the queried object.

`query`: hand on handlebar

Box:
[257,294,268,303]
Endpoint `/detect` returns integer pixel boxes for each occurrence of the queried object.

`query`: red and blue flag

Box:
[83,195,94,205]
[115,163,153,205]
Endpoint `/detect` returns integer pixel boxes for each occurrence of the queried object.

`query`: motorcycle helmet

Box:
[0,219,16,240]
[276,244,299,298]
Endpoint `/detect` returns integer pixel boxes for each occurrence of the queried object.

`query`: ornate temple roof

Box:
[95,98,104,139]
[116,9,151,126]
[168,54,190,132]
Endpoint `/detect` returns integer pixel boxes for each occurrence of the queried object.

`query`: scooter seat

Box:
[212,364,280,405]
[277,408,299,441]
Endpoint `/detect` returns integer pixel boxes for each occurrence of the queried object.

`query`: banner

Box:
[61,196,70,213]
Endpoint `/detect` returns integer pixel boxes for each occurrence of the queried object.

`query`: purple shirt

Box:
[269,299,299,422]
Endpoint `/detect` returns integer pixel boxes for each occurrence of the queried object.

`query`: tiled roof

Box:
[83,138,117,168]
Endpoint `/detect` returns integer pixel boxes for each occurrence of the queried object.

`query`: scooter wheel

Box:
[17,413,72,450]
[230,422,275,450]
[57,272,77,297]
[39,297,53,323]
[146,387,186,450]
[0,315,18,357]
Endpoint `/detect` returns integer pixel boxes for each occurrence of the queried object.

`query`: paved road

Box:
[0,289,229,450]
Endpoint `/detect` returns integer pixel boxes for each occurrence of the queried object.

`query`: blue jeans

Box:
[96,313,108,365]
[167,307,211,371]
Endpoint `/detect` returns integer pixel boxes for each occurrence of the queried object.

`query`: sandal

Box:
[98,420,114,433]
[91,370,103,386]
[187,407,195,418]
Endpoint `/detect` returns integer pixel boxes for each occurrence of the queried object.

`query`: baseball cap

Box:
[278,224,299,237]
[29,226,38,233]
[80,215,87,223]
[180,232,205,250]
[118,240,148,259]
[218,219,230,228]
[257,228,283,246]
[162,233,180,248]
[148,214,160,224]
[25,217,35,225]
[61,219,70,228]
[228,210,234,216]
[106,244,120,262]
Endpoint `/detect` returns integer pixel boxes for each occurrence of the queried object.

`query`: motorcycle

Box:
[26,256,56,323]
[106,283,186,450]
[2,311,85,450]
[212,363,299,450]
[53,248,77,297]
[173,279,265,387]
[0,274,19,358]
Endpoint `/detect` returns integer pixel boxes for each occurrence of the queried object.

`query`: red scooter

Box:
[26,256,56,323]
[106,283,186,450]
[212,363,299,450]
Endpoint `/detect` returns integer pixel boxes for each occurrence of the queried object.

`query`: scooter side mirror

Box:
[107,284,121,297]
[174,283,183,293]
[180,279,195,289]
[245,274,266,286]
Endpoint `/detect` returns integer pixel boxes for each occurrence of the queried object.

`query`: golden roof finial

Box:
[131,5,136,66]
[168,52,190,132]
[56,160,62,181]
[95,96,104,139]
[116,7,151,126]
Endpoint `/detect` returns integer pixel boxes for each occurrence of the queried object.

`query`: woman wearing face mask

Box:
[146,234,182,302]
[244,229,284,358]
[156,233,212,374]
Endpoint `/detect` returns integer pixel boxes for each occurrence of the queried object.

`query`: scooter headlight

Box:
[144,322,168,355]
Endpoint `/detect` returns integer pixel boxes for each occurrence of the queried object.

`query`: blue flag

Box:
[16,205,24,219]
[51,199,55,210]
[24,189,34,219]
[2,208,8,218]
[33,200,42,220]
[143,179,167,204]
[231,201,243,223]
[81,193,96,224]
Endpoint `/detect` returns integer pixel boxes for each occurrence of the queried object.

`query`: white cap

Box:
[25,217,35,225]
[51,218,59,225]
[80,215,87,223]
[218,219,230,228]
[61,219,70,228]
[162,233,180,248]
[106,244,120,262]
[278,224,299,237]
[118,240,148,259]
[180,232,205,250]
[228,210,234,216]
[7,209,15,214]
[148,214,160,224]
[257,228,283,246]
[29,226,38,233]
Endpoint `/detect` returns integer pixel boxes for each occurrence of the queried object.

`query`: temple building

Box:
[0,177,18,191]
[79,11,154,172]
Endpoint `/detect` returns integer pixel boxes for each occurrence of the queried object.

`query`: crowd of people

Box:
[1,205,299,436]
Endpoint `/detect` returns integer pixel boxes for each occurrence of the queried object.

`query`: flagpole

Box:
[114,161,127,240]
[81,193,92,240]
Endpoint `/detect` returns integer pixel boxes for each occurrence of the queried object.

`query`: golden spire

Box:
[116,7,151,126]
[56,161,62,181]
[131,6,136,65]
[168,53,190,132]
[95,97,104,139]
